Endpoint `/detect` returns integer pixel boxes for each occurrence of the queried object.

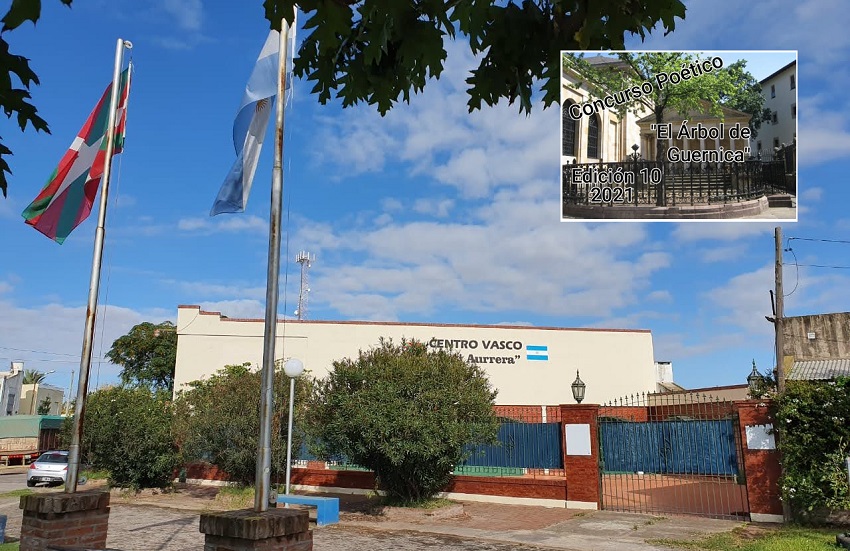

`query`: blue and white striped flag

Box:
[211,24,295,216]
[526,345,549,361]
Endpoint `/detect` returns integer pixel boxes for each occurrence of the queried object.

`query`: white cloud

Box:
[800,187,823,202]
[647,290,673,303]
[0,282,12,295]
[0,300,171,387]
[702,244,748,263]
[672,223,775,242]
[177,215,267,235]
[165,280,266,301]
[413,198,454,218]
[198,300,266,320]
[161,0,203,32]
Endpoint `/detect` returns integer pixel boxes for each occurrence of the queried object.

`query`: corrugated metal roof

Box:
[788,358,850,380]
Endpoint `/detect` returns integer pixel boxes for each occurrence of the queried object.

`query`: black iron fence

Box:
[563,157,793,209]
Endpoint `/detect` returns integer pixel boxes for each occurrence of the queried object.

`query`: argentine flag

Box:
[526,345,549,361]
[211,25,294,216]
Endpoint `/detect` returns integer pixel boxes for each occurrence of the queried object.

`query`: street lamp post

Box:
[283,358,305,498]
[571,370,586,404]
[747,359,762,398]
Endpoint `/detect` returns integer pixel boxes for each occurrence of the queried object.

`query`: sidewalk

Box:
[1,484,745,550]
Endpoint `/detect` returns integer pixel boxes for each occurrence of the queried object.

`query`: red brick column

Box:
[19,491,110,551]
[735,400,784,523]
[560,404,601,509]
[200,508,312,550]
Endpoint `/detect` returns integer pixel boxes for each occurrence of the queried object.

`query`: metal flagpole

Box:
[254,17,291,512]
[65,38,132,494]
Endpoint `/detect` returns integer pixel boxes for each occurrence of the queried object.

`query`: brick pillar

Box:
[735,400,784,523]
[19,491,110,551]
[200,508,312,551]
[560,404,601,510]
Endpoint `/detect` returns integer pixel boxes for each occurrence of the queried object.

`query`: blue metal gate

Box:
[598,393,749,520]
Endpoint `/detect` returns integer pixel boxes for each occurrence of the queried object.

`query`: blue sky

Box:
[0,0,848,397]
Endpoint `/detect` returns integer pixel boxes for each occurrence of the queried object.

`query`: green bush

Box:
[773,377,850,514]
[61,385,178,489]
[306,338,499,503]
[171,363,311,486]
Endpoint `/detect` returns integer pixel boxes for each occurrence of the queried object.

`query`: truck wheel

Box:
[27,480,35,487]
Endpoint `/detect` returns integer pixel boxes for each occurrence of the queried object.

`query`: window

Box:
[5,393,14,415]
[587,114,600,159]
[757,141,762,152]
[792,103,796,119]
[772,111,778,124]
[790,75,795,90]
[771,84,775,98]
[773,138,780,149]
[562,101,577,157]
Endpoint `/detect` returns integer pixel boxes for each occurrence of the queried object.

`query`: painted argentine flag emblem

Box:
[526,345,548,361]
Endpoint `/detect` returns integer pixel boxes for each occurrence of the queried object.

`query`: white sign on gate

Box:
[565,423,592,456]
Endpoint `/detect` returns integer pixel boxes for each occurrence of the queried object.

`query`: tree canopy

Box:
[562,52,768,159]
[265,0,687,116]
[0,0,71,198]
[106,321,177,391]
[22,368,48,385]
[306,338,499,503]
[2,0,688,198]
[171,362,312,486]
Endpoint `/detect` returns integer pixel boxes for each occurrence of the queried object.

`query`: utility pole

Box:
[775,227,785,393]
[65,370,75,416]
[774,226,791,523]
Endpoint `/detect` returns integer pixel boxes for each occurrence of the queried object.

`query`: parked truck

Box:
[0,415,64,465]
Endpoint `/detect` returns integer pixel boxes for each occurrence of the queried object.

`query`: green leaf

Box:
[1,0,42,33]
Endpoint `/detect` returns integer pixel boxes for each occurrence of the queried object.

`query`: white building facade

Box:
[174,305,663,406]
[0,362,24,416]
[751,60,797,155]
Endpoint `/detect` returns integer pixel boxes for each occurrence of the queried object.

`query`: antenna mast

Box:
[295,251,314,320]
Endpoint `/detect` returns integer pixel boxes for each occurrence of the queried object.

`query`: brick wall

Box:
[735,400,783,521]
[560,404,601,507]
[19,491,110,551]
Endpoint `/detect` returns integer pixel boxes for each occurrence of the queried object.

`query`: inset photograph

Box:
[560,51,797,221]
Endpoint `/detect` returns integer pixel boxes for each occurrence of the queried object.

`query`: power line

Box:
[794,263,850,269]
[787,237,850,245]
[0,345,106,359]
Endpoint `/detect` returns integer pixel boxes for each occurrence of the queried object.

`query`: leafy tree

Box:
[0,0,72,198]
[562,52,751,160]
[60,385,178,489]
[718,59,771,139]
[106,321,177,391]
[263,0,686,115]
[3,1,687,198]
[773,378,850,516]
[306,338,499,503]
[22,369,48,385]
[171,362,312,486]
[36,396,52,415]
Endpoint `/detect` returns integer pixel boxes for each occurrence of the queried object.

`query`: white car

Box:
[26,450,69,487]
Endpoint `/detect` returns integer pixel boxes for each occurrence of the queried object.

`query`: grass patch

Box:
[81,469,110,480]
[215,485,254,508]
[381,496,455,509]
[651,525,840,551]
[0,542,19,550]
[0,489,32,498]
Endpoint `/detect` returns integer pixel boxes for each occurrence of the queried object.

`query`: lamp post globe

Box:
[283,358,304,378]
[571,370,586,404]
[747,359,761,397]
[282,357,304,501]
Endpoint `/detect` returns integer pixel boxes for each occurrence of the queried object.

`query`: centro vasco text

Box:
[428,338,523,350]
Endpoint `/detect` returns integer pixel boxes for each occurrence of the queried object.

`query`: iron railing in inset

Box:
[598,392,749,521]
[563,158,790,210]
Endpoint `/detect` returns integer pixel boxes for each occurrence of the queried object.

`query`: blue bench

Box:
[276,494,339,526]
